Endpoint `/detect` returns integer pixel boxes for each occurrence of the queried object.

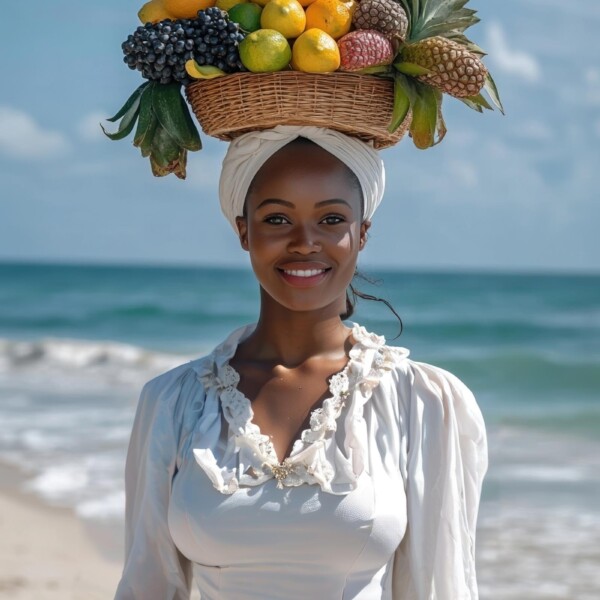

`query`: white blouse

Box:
[114,323,488,600]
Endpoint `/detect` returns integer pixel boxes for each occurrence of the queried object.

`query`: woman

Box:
[114,126,488,599]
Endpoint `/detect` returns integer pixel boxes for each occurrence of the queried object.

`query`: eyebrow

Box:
[255,198,353,210]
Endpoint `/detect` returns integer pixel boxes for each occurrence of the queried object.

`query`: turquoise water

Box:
[1,261,599,597]
[2,262,599,432]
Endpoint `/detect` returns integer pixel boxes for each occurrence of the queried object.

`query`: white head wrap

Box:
[218,125,385,232]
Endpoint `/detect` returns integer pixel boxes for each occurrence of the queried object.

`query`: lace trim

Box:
[193,323,409,494]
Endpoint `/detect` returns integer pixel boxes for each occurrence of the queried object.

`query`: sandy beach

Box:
[0,463,122,600]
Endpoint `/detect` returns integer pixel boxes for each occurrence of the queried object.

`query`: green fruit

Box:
[229,3,263,33]
[239,29,291,72]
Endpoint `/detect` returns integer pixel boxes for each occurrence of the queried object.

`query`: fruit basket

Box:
[104,0,503,179]
[185,71,409,149]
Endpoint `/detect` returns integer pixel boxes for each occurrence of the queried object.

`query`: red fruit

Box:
[338,30,394,72]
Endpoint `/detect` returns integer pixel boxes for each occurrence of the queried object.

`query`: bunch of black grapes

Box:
[122,7,246,85]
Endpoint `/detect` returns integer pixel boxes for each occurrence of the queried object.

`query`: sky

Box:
[0,0,599,273]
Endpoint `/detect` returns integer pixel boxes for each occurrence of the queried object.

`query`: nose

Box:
[287,222,322,254]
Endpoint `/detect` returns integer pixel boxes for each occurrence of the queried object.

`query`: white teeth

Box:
[283,269,325,277]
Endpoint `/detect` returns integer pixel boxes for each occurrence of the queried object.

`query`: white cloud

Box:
[78,111,109,142]
[512,120,554,142]
[0,106,70,160]
[448,159,478,189]
[486,22,541,83]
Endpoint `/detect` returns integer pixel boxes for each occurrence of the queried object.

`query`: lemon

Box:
[229,2,263,32]
[239,28,292,72]
[163,0,216,18]
[216,0,247,9]
[138,0,175,24]
[291,28,340,73]
[297,0,318,7]
[260,0,306,39]
[305,0,351,40]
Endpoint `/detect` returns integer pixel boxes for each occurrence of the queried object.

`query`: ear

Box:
[236,216,249,251]
[359,220,371,251]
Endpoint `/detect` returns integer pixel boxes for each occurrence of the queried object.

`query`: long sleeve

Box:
[392,361,488,600]
[114,368,194,600]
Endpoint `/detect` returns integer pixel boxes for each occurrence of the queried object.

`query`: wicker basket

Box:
[185,72,410,150]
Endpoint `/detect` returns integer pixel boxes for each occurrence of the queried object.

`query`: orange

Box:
[291,28,340,73]
[138,0,175,24]
[305,0,352,40]
[163,0,216,18]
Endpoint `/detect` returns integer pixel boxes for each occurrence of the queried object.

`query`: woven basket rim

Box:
[185,71,411,150]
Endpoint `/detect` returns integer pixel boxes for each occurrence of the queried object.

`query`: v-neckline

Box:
[221,329,358,465]
[192,322,405,494]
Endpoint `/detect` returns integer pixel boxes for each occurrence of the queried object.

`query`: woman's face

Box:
[236,141,370,316]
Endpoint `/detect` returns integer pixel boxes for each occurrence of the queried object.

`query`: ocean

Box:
[0,261,598,599]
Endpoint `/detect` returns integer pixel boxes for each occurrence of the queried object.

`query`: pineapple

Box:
[385,0,503,148]
[352,0,409,41]
[400,37,487,98]
[338,30,394,72]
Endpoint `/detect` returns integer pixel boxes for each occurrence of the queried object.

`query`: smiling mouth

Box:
[281,268,328,278]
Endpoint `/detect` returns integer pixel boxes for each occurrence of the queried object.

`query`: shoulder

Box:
[136,355,213,431]
[361,328,485,441]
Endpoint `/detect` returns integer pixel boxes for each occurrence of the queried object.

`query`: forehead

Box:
[247,142,362,210]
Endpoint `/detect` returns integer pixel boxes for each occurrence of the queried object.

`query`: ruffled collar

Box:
[192,323,409,495]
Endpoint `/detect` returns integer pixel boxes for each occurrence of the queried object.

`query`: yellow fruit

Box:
[291,28,340,73]
[297,0,318,7]
[216,0,246,10]
[305,0,351,40]
[252,0,271,7]
[341,0,357,17]
[163,0,216,18]
[138,0,175,24]
[185,60,227,78]
[239,28,292,72]
[261,0,306,39]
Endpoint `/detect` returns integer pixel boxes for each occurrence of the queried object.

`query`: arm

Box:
[114,374,193,600]
[392,361,488,600]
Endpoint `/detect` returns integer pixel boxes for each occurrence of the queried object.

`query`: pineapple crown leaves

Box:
[397,0,480,43]
[102,81,201,179]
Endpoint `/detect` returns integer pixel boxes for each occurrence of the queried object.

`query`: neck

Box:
[244,290,352,367]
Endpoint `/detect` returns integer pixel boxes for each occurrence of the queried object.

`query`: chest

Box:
[169,454,407,574]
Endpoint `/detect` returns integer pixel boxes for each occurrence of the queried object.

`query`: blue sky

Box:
[0,0,598,272]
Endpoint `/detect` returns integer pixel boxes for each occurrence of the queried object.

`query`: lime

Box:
[228,2,263,33]
[238,28,291,72]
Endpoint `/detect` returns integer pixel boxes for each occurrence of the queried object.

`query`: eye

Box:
[321,214,346,225]
[264,214,290,225]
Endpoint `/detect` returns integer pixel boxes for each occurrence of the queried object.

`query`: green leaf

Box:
[388,73,412,133]
[151,124,181,168]
[355,65,393,75]
[139,114,159,158]
[133,84,155,147]
[100,91,142,141]
[393,60,432,77]
[409,83,439,149]
[431,89,447,146]
[484,72,504,114]
[463,92,493,111]
[152,82,201,152]
[458,97,484,113]
[105,82,149,123]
